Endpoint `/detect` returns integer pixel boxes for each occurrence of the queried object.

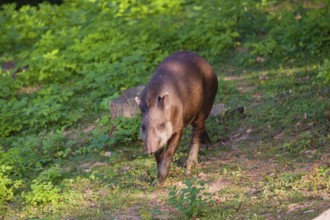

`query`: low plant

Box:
[0,165,22,206]
[262,165,330,199]
[87,116,140,152]
[22,165,62,206]
[168,178,213,218]
[317,58,330,84]
[23,181,61,207]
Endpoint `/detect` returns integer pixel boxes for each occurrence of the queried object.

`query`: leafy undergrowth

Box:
[1,0,330,219]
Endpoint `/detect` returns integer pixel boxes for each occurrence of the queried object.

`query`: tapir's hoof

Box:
[151,179,165,187]
[202,143,211,150]
[185,170,192,176]
[185,160,200,170]
[151,180,159,187]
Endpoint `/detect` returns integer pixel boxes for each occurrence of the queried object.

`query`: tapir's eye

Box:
[159,123,165,130]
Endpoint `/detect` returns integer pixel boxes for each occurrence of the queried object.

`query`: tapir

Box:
[135,51,218,185]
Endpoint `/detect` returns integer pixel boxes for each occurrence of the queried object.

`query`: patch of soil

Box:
[224,75,256,94]
[115,189,178,220]
[79,162,108,173]
[18,85,40,94]
[208,178,232,194]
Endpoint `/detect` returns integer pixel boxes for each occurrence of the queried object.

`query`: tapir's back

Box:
[141,51,218,126]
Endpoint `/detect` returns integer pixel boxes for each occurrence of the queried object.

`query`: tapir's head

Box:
[135,93,173,154]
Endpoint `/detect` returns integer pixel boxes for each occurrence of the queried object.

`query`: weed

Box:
[168,178,213,218]
[0,166,22,206]
[317,58,330,84]
[262,165,330,200]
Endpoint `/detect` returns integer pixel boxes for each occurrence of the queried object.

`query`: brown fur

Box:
[136,51,218,184]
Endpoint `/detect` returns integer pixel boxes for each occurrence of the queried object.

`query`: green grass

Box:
[1,0,330,219]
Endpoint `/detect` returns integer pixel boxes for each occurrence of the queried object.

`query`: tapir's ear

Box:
[135,96,141,106]
[157,93,170,111]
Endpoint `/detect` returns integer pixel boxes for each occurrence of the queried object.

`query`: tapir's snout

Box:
[145,137,161,154]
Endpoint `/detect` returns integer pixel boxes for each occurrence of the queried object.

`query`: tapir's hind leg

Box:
[200,129,212,148]
[186,116,211,174]
[186,124,205,174]
[186,105,213,174]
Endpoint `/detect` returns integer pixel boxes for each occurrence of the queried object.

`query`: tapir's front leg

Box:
[155,131,182,185]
